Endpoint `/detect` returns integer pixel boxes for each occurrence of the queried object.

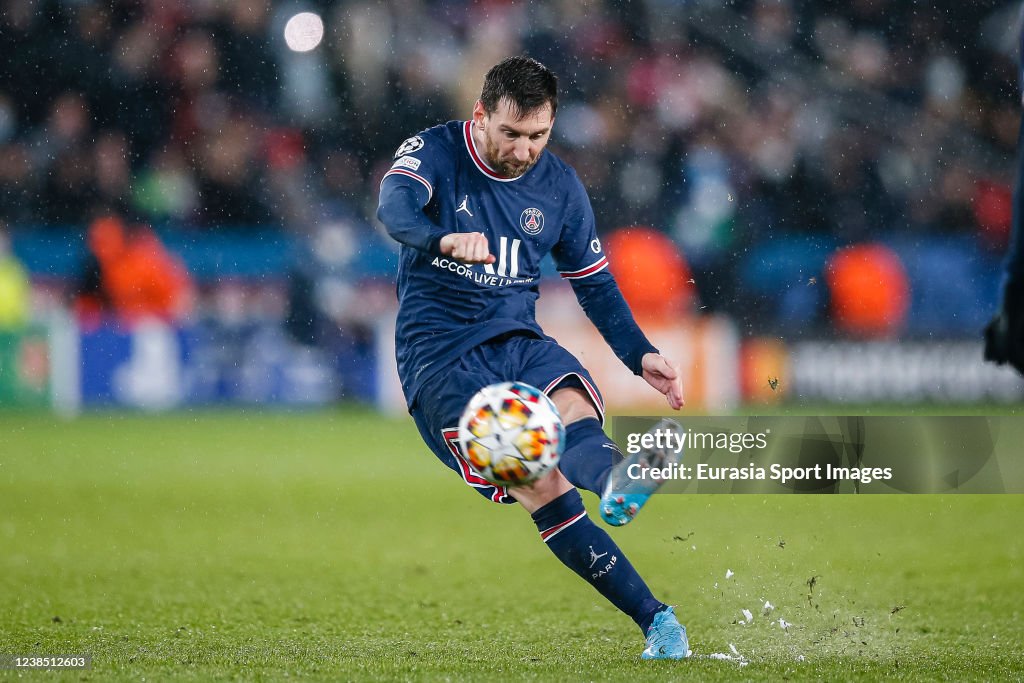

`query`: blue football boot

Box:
[641,606,690,660]
[599,418,684,526]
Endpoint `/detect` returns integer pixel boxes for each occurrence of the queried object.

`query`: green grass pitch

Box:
[1,409,1022,681]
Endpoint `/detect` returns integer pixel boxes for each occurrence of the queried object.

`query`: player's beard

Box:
[483,137,538,178]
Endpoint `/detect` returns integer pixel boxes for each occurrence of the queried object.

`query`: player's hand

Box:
[984,280,1024,375]
[440,232,496,265]
[641,352,684,410]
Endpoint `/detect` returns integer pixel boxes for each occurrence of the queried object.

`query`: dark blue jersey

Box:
[378,121,656,407]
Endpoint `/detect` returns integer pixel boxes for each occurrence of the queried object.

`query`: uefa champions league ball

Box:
[457,381,565,487]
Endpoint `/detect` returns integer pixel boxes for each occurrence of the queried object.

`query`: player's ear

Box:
[472,100,487,128]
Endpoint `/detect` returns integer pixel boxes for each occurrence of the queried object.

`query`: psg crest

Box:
[520,207,545,235]
[394,136,424,158]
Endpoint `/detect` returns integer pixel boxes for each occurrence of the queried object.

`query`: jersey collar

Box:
[463,121,528,182]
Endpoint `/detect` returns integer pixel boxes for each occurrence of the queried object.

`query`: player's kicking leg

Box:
[508,467,689,660]
[549,388,685,526]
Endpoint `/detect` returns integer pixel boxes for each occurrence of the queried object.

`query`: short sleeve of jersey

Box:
[552,172,610,280]
[379,128,452,207]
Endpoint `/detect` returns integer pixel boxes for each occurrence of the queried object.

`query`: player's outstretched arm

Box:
[641,352,685,410]
[439,232,496,265]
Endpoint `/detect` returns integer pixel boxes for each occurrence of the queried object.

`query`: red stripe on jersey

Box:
[539,511,587,542]
[463,121,519,182]
[559,256,609,280]
[442,428,512,499]
[382,168,433,200]
[543,373,572,395]
[543,372,605,426]
[577,374,606,420]
[443,428,487,485]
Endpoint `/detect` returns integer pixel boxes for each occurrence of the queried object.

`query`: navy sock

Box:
[558,418,622,496]
[532,488,665,633]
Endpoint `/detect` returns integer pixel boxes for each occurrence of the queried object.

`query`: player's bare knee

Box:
[509,468,573,513]
[551,387,598,425]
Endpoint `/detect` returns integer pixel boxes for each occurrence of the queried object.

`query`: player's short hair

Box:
[480,56,558,120]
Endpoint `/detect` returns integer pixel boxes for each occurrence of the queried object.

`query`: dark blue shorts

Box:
[410,333,604,504]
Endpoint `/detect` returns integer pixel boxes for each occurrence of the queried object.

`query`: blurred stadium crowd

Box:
[0,0,1019,338]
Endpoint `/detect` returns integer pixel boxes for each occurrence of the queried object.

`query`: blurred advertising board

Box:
[41,319,1024,414]
[0,326,50,408]
[53,318,347,412]
[741,339,1024,404]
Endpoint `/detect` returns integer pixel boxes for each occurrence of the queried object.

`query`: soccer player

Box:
[376,56,689,660]
[985,17,1024,375]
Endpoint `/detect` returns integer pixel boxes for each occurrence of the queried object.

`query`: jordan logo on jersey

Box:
[456,196,473,217]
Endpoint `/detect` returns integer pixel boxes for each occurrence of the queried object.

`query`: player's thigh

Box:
[410,356,516,505]
[414,350,502,435]
[513,337,606,424]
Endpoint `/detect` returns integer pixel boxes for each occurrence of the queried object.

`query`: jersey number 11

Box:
[483,237,522,278]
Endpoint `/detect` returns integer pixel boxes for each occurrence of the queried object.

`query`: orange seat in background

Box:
[85,215,194,326]
[825,243,909,338]
[604,226,695,326]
